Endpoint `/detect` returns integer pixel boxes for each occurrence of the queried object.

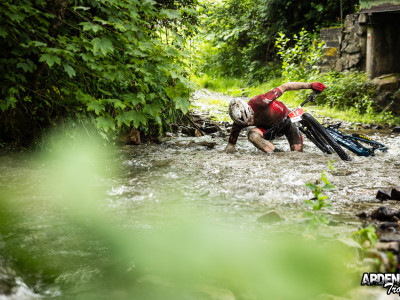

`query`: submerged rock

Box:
[356,211,370,219]
[119,129,141,145]
[257,211,282,223]
[371,206,394,221]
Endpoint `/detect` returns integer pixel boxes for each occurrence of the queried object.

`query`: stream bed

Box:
[0,90,400,300]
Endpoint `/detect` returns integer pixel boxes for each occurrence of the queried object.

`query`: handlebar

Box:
[299,91,320,108]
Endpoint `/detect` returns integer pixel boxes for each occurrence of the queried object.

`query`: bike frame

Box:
[287,91,388,157]
[325,125,388,157]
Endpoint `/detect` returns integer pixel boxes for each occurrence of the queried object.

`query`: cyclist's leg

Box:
[247,127,276,153]
[285,123,303,152]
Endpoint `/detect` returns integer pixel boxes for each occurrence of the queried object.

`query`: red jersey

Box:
[228,88,290,145]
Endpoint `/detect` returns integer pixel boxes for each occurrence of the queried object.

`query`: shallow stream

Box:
[0,90,400,299]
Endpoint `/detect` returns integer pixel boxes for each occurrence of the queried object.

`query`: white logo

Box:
[263,99,272,105]
[361,273,400,295]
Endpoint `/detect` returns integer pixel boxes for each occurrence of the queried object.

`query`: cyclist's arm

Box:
[225,122,245,153]
[277,82,312,93]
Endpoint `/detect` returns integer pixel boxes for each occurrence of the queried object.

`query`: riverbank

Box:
[191,88,399,135]
[1,87,400,299]
[192,75,400,128]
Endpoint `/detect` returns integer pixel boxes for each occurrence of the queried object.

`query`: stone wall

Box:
[320,14,367,73]
[320,11,400,114]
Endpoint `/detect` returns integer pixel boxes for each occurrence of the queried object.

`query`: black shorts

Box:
[258,119,302,145]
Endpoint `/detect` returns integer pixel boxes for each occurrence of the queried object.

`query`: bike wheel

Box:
[299,126,333,154]
[301,113,351,161]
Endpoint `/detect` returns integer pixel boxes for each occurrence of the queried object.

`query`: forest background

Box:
[0,0,396,149]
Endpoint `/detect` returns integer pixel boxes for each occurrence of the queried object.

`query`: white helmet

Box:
[228,99,253,125]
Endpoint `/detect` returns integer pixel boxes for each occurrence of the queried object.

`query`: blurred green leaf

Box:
[91,37,113,56]
[39,53,61,67]
[63,64,76,78]
[174,97,190,114]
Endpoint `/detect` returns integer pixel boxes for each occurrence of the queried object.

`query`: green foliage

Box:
[304,170,335,228]
[275,29,325,81]
[195,0,357,81]
[193,74,250,96]
[0,0,200,147]
[318,70,376,114]
[352,224,378,250]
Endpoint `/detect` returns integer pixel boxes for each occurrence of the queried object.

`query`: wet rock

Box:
[119,129,141,145]
[380,235,400,243]
[376,241,400,253]
[371,124,383,130]
[393,126,400,133]
[181,126,196,137]
[331,170,354,176]
[376,189,391,201]
[165,132,176,138]
[371,206,394,221]
[378,222,398,231]
[371,73,400,92]
[211,131,226,138]
[0,268,17,296]
[375,188,400,201]
[0,277,16,295]
[356,211,370,219]
[202,125,219,134]
[196,141,217,149]
[391,187,400,200]
[257,211,282,223]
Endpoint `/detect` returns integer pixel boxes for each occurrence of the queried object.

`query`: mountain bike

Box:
[264,91,351,161]
[287,91,352,161]
[325,123,388,157]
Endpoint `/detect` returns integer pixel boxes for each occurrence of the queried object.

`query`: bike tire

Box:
[299,126,333,154]
[301,113,351,161]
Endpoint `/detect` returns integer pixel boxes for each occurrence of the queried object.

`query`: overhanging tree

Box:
[0,0,200,147]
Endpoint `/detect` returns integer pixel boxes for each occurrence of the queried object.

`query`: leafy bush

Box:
[304,169,335,228]
[352,224,378,250]
[195,0,357,82]
[275,28,377,115]
[0,0,199,147]
[275,28,324,82]
[319,70,376,114]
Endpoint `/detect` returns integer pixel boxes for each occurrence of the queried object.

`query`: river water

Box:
[0,91,400,299]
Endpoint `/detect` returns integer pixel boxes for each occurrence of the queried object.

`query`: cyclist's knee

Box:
[248,129,262,143]
[290,144,303,152]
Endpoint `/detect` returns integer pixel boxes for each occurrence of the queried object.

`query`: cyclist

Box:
[225,82,326,153]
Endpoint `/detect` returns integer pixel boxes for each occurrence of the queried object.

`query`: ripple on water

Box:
[110,131,400,231]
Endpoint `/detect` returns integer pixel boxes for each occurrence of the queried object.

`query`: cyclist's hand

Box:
[311,82,326,92]
[225,143,237,153]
